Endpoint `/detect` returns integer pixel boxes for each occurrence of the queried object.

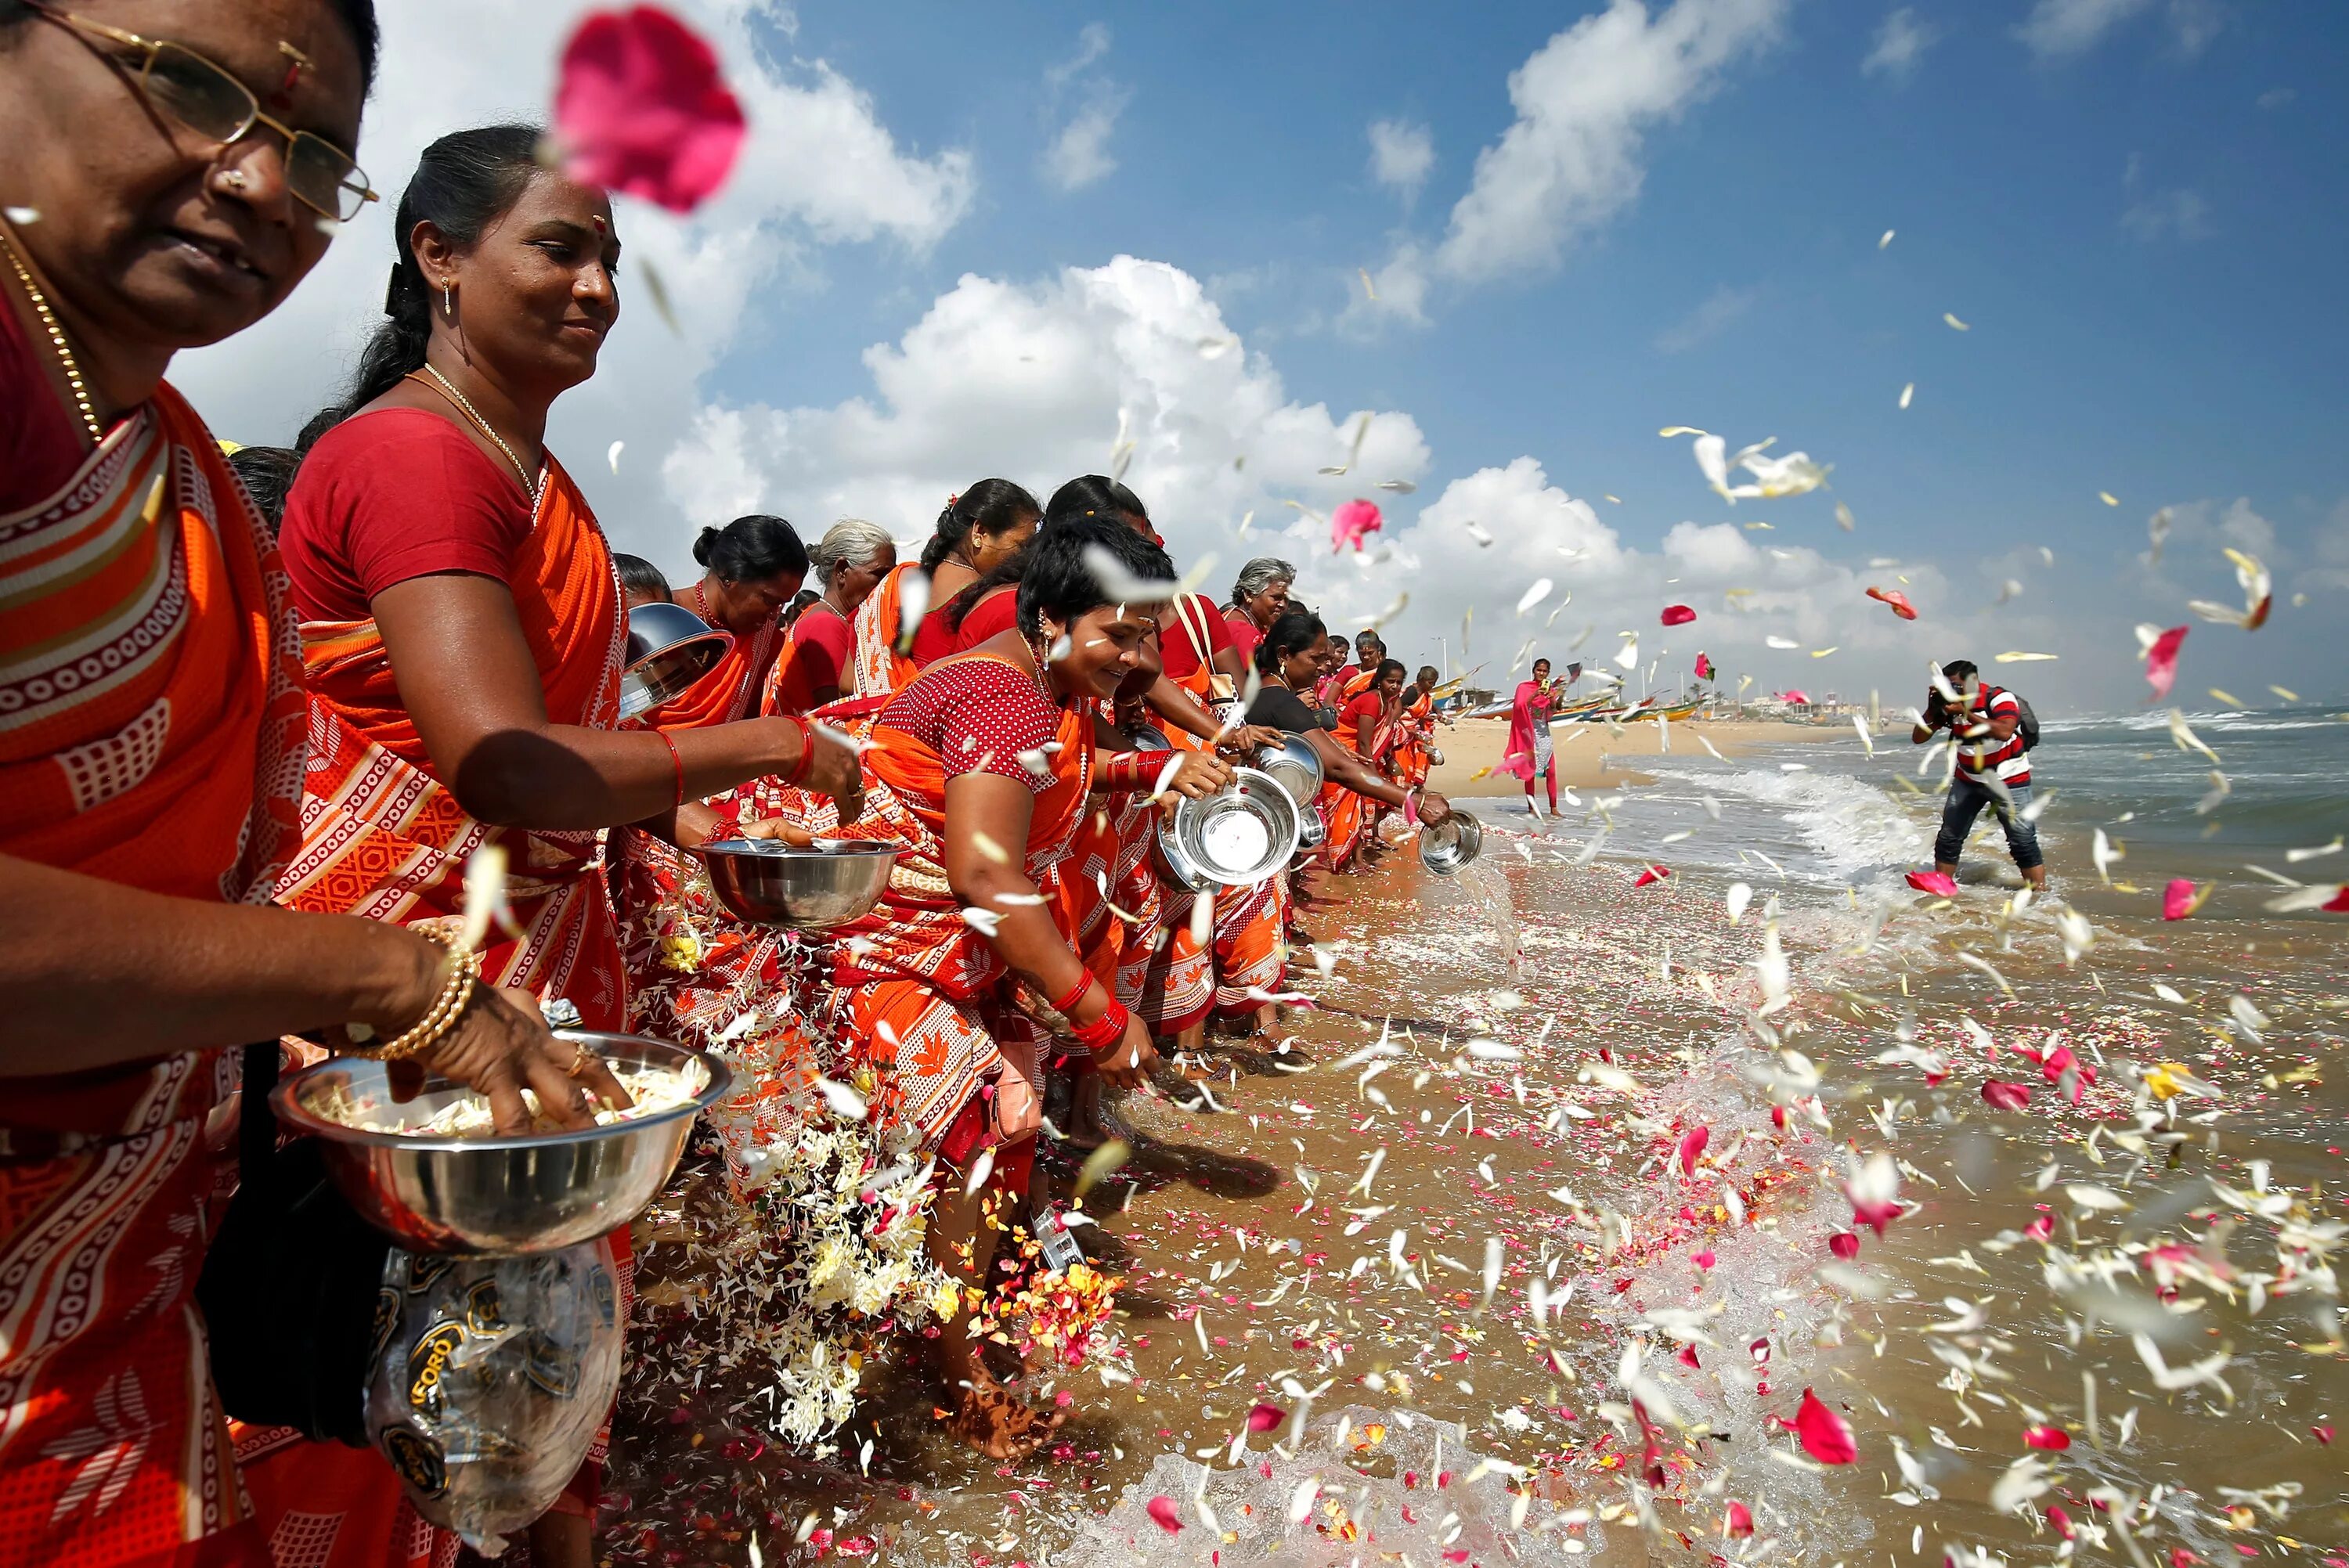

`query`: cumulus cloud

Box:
[1367,118,1437,203]
[1861,6,1939,81]
[1654,283,1759,353]
[172,0,973,547]
[1431,0,1788,286]
[2120,154,2210,242]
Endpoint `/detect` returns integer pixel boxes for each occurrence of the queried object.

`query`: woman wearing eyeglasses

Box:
[0,5,637,1566]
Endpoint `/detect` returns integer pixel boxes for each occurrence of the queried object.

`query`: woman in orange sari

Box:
[757,517,1227,1458]
[1394,665,1443,791]
[0,12,608,1566]
[648,513,808,727]
[851,480,1037,697]
[247,125,860,1568]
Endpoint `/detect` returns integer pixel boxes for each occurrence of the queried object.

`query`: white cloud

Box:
[1041,94,1128,193]
[2120,155,2210,241]
[2256,86,2296,111]
[2016,0,2219,59]
[1431,0,1788,286]
[1861,6,1939,81]
[1046,22,1112,89]
[171,0,973,547]
[1654,283,1759,353]
[1367,118,1437,203]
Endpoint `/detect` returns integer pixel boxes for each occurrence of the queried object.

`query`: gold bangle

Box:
[344,929,482,1062]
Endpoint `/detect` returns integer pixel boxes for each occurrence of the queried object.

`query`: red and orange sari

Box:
[1394,691,1436,791]
[845,563,925,700]
[0,384,306,1567]
[245,450,630,1566]
[648,610,775,730]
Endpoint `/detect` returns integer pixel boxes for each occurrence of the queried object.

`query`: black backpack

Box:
[1986,685,2040,751]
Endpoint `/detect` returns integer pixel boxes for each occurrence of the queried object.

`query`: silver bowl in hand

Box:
[1417,808,1485,874]
[698,837,898,928]
[272,1032,731,1256]
[620,600,734,719]
[1164,766,1301,888]
[1250,731,1325,812]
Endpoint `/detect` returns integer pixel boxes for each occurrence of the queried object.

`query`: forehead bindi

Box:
[132,0,368,143]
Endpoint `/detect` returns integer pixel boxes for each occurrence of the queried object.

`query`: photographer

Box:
[1911,659,2047,891]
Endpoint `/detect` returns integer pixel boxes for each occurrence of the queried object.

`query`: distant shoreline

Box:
[1423,714,1838,796]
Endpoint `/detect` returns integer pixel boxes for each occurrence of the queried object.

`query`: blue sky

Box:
[182,0,2349,713]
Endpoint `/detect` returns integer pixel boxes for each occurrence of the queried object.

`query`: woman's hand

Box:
[1416,789,1454,827]
[736,816,819,847]
[1092,1011,1160,1093]
[1222,723,1286,755]
[395,980,633,1136]
[1159,750,1234,800]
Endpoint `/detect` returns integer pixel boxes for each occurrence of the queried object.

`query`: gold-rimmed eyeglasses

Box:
[28,2,377,223]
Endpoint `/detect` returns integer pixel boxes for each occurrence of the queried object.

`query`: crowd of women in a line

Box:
[0,5,1453,1565]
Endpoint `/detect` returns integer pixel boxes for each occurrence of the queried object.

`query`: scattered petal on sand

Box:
[1633,864,1672,889]
[1983,1079,2033,1112]
[555,5,748,214]
[2161,878,2206,920]
[1660,604,1696,626]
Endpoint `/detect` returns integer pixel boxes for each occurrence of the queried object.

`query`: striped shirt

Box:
[1953,686,2030,786]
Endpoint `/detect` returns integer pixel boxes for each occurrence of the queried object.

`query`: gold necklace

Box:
[408,365,539,499]
[0,225,104,444]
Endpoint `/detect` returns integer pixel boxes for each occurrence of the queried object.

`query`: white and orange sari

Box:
[0,384,306,1567]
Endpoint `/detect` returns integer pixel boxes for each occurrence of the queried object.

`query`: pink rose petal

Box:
[1331,498,1383,553]
[1791,1387,1857,1464]
[1146,1496,1182,1534]
[1676,1124,1710,1177]
[1694,651,1715,679]
[1982,1079,2033,1112]
[1634,863,1672,889]
[2022,1425,2071,1451]
[1828,1231,1860,1260]
[1726,1501,1755,1538]
[556,6,748,214]
[2143,624,2188,699]
[1692,1249,1717,1270]
[1866,585,1919,620]
[2162,878,2201,921]
[1246,1403,1284,1433]
[2024,1213,2055,1241]
[1906,869,1959,897]
[1661,604,1697,626]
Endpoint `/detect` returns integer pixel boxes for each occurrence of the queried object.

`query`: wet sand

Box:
[603,820,2349,1567]
[1427,716,1837,796]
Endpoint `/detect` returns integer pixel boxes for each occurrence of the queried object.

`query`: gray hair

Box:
[1230,556,1296,607]
[807,517,894,585]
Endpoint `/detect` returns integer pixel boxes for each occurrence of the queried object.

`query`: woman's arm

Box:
[1354,705,1377,756]
[0,855,620,1129]
[1302,729,1449,822]
[941,773,1156,1090]
[372,574,857,828]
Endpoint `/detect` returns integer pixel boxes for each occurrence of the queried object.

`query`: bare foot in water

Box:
[948,1372,1066,1461]
[1062,1076,1117,1150]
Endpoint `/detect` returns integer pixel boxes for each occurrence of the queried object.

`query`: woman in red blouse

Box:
[767,516,895,713]
[756,517,1230,1457]
[1222,556,1295,672]
[653,513,808,728]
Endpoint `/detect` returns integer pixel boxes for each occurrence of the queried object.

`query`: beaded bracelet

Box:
[344,928,482,1062]
[1070,1000,1130,1057]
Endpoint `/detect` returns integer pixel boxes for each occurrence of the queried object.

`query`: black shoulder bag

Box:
[195,1042,393,1447]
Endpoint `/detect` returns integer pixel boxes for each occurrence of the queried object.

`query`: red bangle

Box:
[655,728,686,807]
[1099,751,1156,793]
[1048,971,1095,1018]
[1070,1000,1129,1056]
[781,714,814,788]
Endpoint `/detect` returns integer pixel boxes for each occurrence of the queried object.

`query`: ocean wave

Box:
[1647,764,1930,881]
[2038,709,2347,734]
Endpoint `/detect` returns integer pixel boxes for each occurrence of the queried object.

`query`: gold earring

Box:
[442,281,453,315]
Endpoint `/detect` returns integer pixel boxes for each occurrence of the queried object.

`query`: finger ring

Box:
[568,1041,594,1076]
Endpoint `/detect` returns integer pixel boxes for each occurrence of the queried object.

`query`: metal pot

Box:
[1163,766,1301,888]
[272,1033,731,1256]
[697,838,899,929]
[1250,731,1324,813]
[619,600,733,719]
[1417,808,1485,874]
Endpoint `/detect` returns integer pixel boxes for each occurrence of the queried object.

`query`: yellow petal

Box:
[1994,651,2059,662]
[1943,313,1969,331]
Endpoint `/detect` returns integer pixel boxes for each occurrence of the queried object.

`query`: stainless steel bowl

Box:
[620,600,733,719]
[1418,808,1485,874]
[1250,731,1325,812]
[1167,766,1300,888]
[272,1032,730,1256]
[1296,807,1327,850]
[698,837,899,928]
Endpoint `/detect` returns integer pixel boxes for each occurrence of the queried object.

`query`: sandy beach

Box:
[1424,713,1836,795]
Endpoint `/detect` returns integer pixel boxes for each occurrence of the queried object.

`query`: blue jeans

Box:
[1935,775,2042,871]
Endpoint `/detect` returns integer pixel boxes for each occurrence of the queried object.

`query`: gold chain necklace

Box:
[0,225,104,445]
[407,364,539,500]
